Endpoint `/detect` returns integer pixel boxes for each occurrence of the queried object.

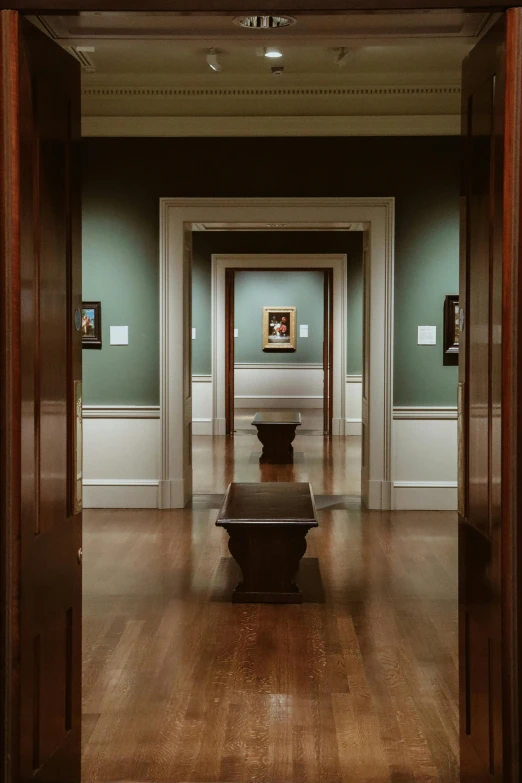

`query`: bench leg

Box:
[254,424,298,464]
[225,525,310,603]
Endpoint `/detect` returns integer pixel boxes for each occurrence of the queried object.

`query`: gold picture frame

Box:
[262,306,297,351]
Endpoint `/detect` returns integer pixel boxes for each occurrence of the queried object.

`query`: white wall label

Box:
[234,328,239,338]
[110,325,128,345]
[300,324,309,338]
[192,328,196,340]
[417,325,436,345]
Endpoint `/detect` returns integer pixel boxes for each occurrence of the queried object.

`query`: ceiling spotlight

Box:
[264,46,283,59]
[335,47,352,67]
[206,48,221,72]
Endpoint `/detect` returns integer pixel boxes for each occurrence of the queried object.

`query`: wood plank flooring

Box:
[194,409,361,496]
[82,428,458,783]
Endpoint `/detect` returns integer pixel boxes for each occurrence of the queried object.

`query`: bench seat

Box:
[216,482,318,603]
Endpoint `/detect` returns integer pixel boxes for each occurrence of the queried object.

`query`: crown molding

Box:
[82,83,461,99]
[82,114,460,137]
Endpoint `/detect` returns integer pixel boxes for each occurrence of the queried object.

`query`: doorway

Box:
[160,200,394,510]
[2,7,522,783]
[223,263,335,436]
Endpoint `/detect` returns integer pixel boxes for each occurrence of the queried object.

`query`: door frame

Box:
[159,197,395,510]
[215,255,345,437]
[9,1,514,12]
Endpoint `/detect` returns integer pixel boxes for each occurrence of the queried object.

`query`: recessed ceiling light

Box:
[264,47,283,59]
[234,15,296,29]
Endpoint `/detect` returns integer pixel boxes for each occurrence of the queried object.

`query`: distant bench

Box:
[251,411,302,464]
[216,481,318,604]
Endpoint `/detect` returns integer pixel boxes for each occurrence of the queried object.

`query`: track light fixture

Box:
[206,48,222,72]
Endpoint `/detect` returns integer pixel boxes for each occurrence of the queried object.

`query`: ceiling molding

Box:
[82,114,460,137]
[82,84,461,99]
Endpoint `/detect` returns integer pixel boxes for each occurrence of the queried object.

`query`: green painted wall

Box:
[191,231,364,376]
[82,190,159,405]
[82,137,459,406]
[234,270,324,363]
[394,198,459,405]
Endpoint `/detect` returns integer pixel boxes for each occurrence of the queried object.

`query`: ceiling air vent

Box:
[234,15,296,29]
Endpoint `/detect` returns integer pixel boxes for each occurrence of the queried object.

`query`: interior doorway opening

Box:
[160,203,392,511]
[224,267,332,436]
[185,235,373,500]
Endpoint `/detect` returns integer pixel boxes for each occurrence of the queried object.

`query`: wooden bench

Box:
[251,410,301,463]
[216,482,318,603]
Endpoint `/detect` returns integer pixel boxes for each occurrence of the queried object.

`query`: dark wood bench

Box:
[251,410,301,463]
[216,482,318,603]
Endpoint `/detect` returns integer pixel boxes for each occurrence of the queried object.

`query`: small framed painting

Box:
[443,295,459,366]
[82,302,102,349]
[262,306,297,351]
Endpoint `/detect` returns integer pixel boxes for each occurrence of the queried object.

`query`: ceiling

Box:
[32,10,495,82]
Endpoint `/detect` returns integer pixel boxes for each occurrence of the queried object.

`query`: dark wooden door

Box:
[322,269,333,435]
[225,269,235,435]
[0,11,82,783]
[459,10,521,782]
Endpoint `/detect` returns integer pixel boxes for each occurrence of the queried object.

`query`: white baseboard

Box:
[345,418,362,436]
[234,395,323,409]
[364,479,393,510]
[213,417,226,436]
[192,418,213,436]
[83,479,159,509]
[392,481,458,511]
[332,417,345,436]
[159,478,189,509]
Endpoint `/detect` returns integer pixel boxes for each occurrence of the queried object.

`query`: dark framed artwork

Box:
[443,294,459,366]
[262,306,297,351]
[82,301,102,349]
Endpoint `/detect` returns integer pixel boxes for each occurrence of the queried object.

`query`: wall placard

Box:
[110,325,129,345]
[417,325,436,345]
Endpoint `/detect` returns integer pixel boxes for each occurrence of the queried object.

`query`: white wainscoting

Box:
[391,406,458,510]
[83,398,455,511]
[346,375,362,435]
[83,407,160,508]
[234,363,323,409]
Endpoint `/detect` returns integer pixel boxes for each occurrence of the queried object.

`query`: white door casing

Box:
[160,198,394,509]
[211,254,347,437]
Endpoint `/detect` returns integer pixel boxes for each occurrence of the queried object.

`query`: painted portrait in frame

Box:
[82,301,102,349]
[262,306,297,351]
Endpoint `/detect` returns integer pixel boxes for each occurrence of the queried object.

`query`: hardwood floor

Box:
[195,409,361,495]
[82,430,458,783]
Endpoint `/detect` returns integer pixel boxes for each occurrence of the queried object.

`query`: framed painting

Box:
[82,301,102,349]
[443,294,459,366]
[262,306,297,351]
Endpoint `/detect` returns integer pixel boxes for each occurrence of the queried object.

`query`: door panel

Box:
[460,10,521,782]
[1,12,82,783]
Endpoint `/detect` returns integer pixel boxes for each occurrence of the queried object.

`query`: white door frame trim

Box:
[160,197,395,510]
[211,254,347,437]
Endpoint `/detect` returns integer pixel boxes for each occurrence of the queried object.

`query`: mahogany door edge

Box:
[502,8,522,779]
[0,10,22,783]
